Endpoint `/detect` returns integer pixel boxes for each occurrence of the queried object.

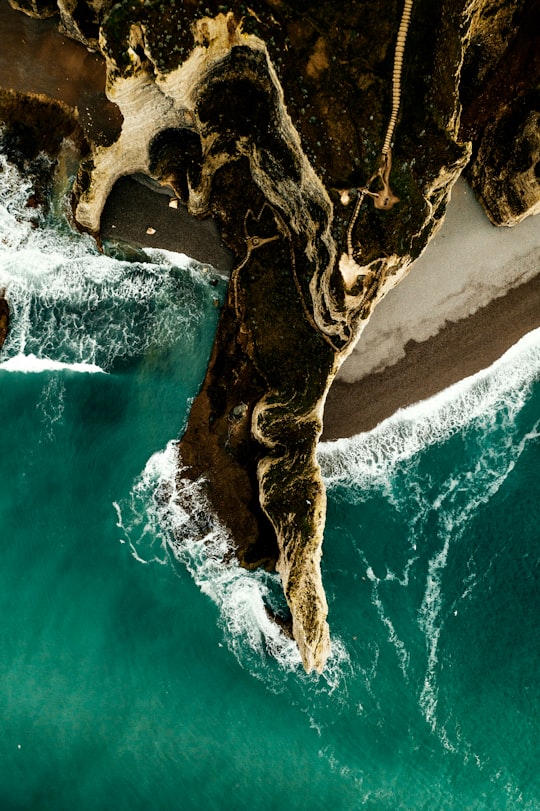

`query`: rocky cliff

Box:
[3,0,539,671]
[0,290,8,349]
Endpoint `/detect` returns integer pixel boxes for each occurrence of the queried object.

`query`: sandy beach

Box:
[323,273,540,439]
[324,180,540,439]
[103,175,540,442]
[101,176,234,274]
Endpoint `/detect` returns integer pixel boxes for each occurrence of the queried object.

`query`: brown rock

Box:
[0,291,9,352]
[461,0,540,224]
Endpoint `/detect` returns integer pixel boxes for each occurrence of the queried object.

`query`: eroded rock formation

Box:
[460,0,540,225]
[3,0,539,671]
[0,290,8,351]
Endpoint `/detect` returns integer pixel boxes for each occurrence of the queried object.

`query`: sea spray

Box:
[0,247,221,372]
[114,439,352,696]
[320,327,540,755]
[2,140,540,807]
[113,327,540,711]
[0,154,225,372]
[0,353,105,373]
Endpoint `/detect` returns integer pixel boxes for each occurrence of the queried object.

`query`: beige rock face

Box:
[70,0,536,674]
[76,12,339,672]
[460,0,539,225]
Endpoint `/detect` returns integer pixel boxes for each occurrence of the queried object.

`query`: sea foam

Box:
[0,156,223,372]
[319,327,540,752]
[318,326,540,492]
[0,353,104,373]
[114,441,304,675]
[115,440,352,693]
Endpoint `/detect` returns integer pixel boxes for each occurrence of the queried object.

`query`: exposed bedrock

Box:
[0,291,8,351]
[6,0,539,672]
[460,0,540,224]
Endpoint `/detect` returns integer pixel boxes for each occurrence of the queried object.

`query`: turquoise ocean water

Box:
[1,152,539,810]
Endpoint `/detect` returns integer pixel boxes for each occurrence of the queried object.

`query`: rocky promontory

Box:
[2,0,539,672]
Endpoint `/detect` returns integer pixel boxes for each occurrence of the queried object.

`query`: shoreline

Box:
[337,179,540,384]
[323,271,540,440]
[101,176,234,274]
[100,172,540,442]
[103,176,540,442]
[2,3,538,442]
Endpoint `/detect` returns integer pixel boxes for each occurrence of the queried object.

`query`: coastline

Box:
[324,179,540,440]
[72,175,540,442]
[336,180,540,381]
[98,170,540,441]
[2,2,538,444]
[104,176,540,442]
[101,176,234,274]
[323,272,540,440]
[0,3,122,147]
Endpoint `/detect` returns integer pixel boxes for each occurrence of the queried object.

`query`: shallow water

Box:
[1,153,539,810]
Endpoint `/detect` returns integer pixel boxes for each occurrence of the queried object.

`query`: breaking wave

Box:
[319,326,540,752]
[0,155,224,372]
[0,353,104,373]
[114,440,350,695]
[318,326,540,491]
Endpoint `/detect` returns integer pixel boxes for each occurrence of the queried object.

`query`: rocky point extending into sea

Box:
[1,0,539,672]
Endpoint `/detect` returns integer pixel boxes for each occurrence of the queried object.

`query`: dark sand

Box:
[0,4,234,275]
[0,2,122,145]
[0,3,105,105]
[323,272,540,440]
[101,176,235,274]
[107,176,540,441]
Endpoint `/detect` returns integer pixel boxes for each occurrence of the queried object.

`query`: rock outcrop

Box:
[459,0,540,224]
[4,0,539,672]
[0,290,8,351]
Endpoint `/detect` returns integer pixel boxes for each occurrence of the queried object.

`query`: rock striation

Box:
[4,0,539,672]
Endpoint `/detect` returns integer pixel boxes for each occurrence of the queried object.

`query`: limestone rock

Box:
[468,108,540,226]
[8,0,57,19]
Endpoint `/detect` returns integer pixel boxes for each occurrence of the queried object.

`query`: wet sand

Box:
[1,4,233,273]
[0,3,105,105]
[323,272,540,439]
[324,179,540,439]
[0,2,121,145]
